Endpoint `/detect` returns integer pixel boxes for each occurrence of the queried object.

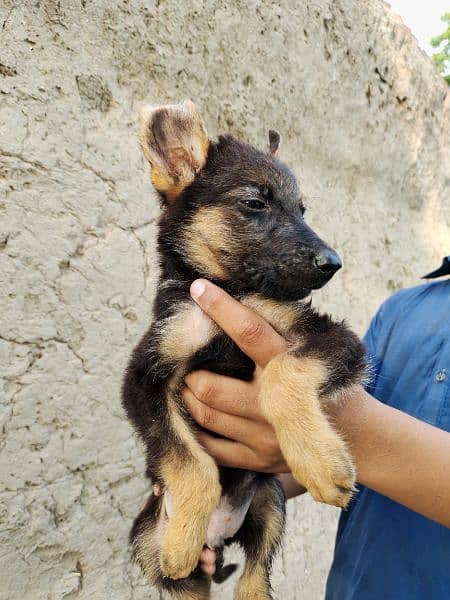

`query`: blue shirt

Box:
[326,276,450,600]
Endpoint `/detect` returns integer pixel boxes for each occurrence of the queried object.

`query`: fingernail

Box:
[190,279,207,301]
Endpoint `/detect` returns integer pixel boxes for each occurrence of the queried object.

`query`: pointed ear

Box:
[268,130,281,155]
[139,100,210,201]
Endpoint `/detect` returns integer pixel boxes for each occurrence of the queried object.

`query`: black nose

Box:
[314,249,342,275]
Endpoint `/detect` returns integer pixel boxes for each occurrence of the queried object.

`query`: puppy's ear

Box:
[139,100,209,202]
[268,130,281,155]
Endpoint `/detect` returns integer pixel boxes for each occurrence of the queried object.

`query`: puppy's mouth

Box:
[241,261,316,301]
[309,272,336,289]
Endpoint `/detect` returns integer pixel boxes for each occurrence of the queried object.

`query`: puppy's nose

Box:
[314,249,342,275]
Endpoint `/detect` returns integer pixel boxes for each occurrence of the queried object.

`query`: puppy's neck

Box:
[159,252,237,298]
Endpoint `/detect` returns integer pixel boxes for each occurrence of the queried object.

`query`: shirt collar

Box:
[423,256,450,279]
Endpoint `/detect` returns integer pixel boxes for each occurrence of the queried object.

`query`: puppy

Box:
[122,100,366,599]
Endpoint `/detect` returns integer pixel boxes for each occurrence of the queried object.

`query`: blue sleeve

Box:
[363,287,419,395]
[363,299,391,395]
[363,288,409,357]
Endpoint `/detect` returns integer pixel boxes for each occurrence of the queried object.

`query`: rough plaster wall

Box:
[0,0,448,598]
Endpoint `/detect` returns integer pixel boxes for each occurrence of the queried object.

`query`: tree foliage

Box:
[431,13,450,85]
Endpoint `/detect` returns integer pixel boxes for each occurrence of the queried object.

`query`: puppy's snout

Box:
[314,249,342,276]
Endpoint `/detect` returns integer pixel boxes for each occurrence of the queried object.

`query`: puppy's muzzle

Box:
[314,248,342,276]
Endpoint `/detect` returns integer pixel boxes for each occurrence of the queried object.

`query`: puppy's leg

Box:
[158,389,221,580]
[131,493,212,599]
[235,477,285,600]
[130,492,165,586]
[172,584,211,600]
[259,353,355,507]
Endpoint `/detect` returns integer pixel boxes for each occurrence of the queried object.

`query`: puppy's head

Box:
[140,100,341,301]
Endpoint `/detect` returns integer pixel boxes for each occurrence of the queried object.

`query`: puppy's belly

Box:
[164,490,255,549]
[206,493,255,548]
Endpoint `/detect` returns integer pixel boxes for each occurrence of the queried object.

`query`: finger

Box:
[200,547,216,576]
[197,431,264,470]
[198,431,289,473]
[190,279,287,367]
[201,547,216,564]
[185,370,261,420]
[184,388,266,444]
[200,561,215,576]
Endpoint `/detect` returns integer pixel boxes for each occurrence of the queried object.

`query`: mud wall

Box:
[1,1,448,598]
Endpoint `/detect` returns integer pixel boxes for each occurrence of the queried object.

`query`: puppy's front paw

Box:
[259,353,356,509]
[289,431,356,508]
[160,525,203,580]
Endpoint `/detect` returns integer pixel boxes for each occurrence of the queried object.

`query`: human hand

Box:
[186,279,309,575]
[184,278,290,473]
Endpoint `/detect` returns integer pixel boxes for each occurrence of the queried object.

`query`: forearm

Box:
[330,386,450,528]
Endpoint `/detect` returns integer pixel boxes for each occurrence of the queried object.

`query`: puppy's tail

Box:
[211,545,238,584]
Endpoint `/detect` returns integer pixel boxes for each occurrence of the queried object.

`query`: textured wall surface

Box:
[1,1,448,598]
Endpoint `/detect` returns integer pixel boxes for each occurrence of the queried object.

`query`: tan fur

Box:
[139,100,209,200]
[260,503,284,567]
[235,484,283,600]
[159,301,219,363]
[133,499,166,582]
[235,565,270,600]
[159,385,221,580]
[182,206,232,279]
[242,294,302,339]
[235,514,279,600]
[157,291,302,375]
[133,493,211,599]
[158,295,300,367]
[259,354,356,507]
[173,586,211,600]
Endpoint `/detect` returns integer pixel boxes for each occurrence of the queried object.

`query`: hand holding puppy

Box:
[185,278,290,474]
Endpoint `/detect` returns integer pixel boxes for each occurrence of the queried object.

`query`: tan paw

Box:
[288,433,356,508]
[235,593,271,600]
[235,568,272,600]
[235,592,271,600]
[235,584,271,600]
[160,526,203,580]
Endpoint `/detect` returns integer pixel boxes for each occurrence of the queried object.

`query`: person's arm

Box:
[328,385,450,526]
[186,278,450,528]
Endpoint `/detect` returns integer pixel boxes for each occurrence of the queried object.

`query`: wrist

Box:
[327,385,382,487]
[276,473,307,499]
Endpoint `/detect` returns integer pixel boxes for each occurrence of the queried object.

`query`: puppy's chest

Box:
[158,301,218,365]
[157,294,301,372]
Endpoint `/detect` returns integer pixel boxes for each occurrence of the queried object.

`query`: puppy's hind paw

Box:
[160,536,202,580]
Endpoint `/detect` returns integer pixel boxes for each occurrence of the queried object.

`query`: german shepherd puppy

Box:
[122,100,366,599]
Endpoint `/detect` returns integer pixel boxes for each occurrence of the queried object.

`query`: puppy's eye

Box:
[260,185,271,199]
[240,198,268,211]
[300,205,306,216]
